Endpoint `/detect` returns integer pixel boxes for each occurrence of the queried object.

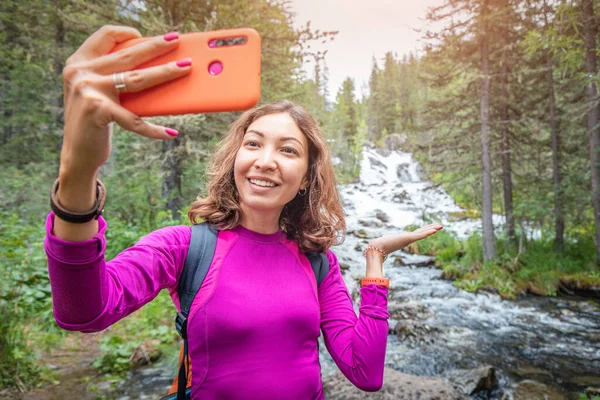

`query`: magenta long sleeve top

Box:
[44,212,390,399]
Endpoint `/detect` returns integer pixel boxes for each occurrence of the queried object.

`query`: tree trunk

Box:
[53,1,66,175]
[162,134,183,221]
[582,0,600,265]
[500,2,515,244]
[547,50,564,251]
[480,0,497,260]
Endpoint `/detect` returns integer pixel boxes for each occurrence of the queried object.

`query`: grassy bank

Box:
[404,224,600,300]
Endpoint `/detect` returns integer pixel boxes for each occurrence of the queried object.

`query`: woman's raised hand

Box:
[369,223,444,257]
[59,25,191,179]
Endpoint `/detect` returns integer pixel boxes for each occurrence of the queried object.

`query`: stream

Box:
[111,147,600,399]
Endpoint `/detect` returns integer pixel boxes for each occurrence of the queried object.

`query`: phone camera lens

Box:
[216,39,224,47]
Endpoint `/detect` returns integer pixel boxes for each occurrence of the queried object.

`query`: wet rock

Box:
[339,262,350,271]
[392,190,410,203]
[323,367,465,400]
[445,366,498,396]
[397,164,413,182]
[388,302,435,321]
[130,340,162,366]
[394,319,441,345]
[390,302,440,345]
[374,210,389,223]
[392,256,405,267]
[359,219,382,228]
[348,229,377,239]
[368,156,386,169]
[502,380,566,400]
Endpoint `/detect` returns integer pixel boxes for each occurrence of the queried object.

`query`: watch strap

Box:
[361,277,390,289]
[50,178,106,224]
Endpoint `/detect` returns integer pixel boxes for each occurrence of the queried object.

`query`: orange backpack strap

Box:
[168,342,193,394]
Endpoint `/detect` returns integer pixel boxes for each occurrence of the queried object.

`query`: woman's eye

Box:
[282,147,299,155]
[245,141,259,147]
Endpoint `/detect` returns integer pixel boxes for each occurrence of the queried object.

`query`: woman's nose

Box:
[254,149,277,170]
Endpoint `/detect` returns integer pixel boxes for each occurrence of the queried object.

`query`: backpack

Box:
[160,222,330,400]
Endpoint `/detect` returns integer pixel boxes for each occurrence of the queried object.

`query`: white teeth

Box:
[249,179,276,187]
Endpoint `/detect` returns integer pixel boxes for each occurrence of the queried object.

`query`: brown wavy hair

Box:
[188,100,346,252]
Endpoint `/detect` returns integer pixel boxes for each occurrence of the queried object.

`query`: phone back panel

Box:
[110,28,261,117]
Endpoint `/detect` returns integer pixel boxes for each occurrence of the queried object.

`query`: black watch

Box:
[50,178,106,224]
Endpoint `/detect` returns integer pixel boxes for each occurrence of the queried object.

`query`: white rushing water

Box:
[317,146,600,399]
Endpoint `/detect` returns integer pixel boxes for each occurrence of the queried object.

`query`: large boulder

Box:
[444,366,498,397]
[323,367,465,400]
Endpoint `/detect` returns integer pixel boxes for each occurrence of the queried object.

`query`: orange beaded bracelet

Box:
[363,245,388,261]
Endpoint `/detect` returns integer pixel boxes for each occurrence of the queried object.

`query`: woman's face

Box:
[234,112,309,220]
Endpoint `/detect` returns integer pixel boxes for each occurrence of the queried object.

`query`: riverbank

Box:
[401,225,600,300]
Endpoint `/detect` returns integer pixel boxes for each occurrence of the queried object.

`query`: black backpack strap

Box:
[178,222,219,317]
[305,251,330,286]
[175,222,218,400]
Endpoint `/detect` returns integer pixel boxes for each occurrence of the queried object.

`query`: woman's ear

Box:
[300,175,310,191]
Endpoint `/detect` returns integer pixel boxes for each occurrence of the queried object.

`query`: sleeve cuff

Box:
[44,212,107,265]
[359,283,390,320]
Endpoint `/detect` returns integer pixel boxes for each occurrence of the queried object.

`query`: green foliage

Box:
[418,229,598,299]
[578,393,600,400]
[0,209,54,388]
[407,224,463,264]
[92,291,178,378]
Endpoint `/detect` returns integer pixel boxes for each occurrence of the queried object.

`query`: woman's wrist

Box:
[365,250,384,277]
[57,170,99,212]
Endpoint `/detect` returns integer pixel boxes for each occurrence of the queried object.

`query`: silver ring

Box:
[113,72,127,93]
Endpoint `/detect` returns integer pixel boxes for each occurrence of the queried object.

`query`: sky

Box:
[289,0,445,101]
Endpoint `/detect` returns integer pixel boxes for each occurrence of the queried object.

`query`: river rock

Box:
[394,319,441,345]
[501,380,567,400]
[359,219,382,228]
[389,302,440,344]
[444,366,498,396]
[397,164,413,182]
[374,210,390,223]
[392,190,410,203]
[388,301,435,321]
[323,367,465,400]
[368,156,386,169]
[348,228,378,239]
[392,256,406,267]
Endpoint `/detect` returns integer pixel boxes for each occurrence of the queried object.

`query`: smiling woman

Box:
[44,24,442,400]
[189,100,346,252]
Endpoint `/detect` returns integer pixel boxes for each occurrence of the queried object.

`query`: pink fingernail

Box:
[165,128,179,137]
[176,58,192,68]
[164,31,179,41]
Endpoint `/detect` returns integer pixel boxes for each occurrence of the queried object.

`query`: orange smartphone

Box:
[110,28,261,117]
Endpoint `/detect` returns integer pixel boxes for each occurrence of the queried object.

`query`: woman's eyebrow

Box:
[246,129,304,149]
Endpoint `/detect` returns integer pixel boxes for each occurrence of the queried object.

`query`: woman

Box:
[45,25,443,399]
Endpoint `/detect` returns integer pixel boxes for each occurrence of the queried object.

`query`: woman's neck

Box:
[240,211,281,234]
